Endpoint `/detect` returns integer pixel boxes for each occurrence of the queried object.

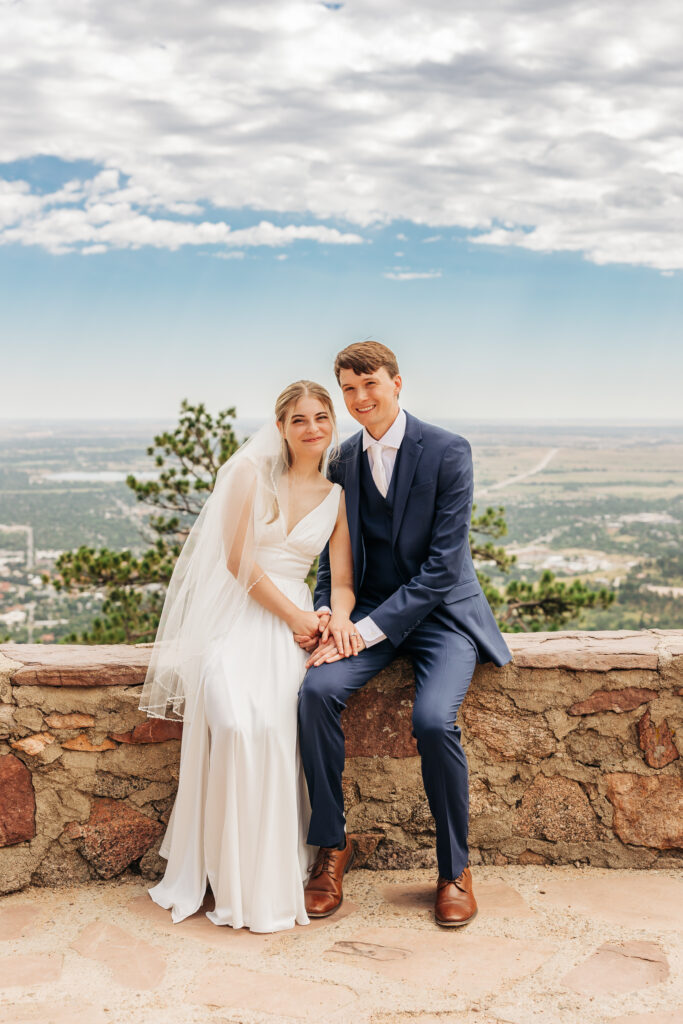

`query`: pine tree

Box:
[44,400,242,643]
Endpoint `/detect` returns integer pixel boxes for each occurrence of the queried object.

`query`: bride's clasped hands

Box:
[293,607,365,662]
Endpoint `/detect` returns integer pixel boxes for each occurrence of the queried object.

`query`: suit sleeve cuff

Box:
[355,615,387,648]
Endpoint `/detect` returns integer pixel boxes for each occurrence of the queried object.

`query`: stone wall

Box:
[1,631,681,893]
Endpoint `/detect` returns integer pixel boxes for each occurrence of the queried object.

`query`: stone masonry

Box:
[0,630,681,894]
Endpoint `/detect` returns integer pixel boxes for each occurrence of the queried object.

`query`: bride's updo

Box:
[275,380,339,471]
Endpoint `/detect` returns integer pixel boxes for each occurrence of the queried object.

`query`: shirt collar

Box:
[362,407,406,451]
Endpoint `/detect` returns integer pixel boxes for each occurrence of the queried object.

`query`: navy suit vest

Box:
[357,446,405,607]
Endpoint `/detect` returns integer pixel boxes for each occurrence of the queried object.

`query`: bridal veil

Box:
[138,417,292,723]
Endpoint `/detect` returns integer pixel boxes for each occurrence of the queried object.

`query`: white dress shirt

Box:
[320,407,406,649]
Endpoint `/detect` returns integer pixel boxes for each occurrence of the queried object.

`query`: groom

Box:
[297,341,512,926]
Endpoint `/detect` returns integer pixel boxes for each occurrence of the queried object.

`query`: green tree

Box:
[469,502,614,631]
[44,400,243,643]
[45,401,614,642]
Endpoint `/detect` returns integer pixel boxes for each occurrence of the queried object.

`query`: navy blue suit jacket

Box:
[314,411,511,665]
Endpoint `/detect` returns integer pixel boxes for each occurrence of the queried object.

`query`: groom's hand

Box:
[305,634,366,668]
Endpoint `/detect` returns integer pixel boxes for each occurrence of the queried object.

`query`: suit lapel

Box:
[391,412,423,545]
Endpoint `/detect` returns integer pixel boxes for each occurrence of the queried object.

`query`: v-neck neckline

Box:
[279,482,338,539]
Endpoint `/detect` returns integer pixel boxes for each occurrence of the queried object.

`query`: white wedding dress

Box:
[148,481,342,933]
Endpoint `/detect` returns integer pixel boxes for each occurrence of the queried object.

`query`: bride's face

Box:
[281,396,333,464]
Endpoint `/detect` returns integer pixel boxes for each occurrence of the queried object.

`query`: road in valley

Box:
[476,447,560,496]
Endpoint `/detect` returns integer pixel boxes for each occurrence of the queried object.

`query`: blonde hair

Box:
[275,380,338,471]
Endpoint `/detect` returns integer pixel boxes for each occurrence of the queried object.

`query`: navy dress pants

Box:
[298,618,477,880]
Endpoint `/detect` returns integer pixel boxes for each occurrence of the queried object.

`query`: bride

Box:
[138,380,358,933]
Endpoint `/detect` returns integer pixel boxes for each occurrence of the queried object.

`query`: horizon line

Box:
[2,416,683,427]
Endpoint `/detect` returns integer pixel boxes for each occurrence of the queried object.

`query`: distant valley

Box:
[1,418,681,641]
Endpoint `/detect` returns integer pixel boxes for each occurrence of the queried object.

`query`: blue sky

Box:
[2,2,682,421]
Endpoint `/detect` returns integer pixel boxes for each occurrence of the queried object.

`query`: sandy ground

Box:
[0,865,682,1024]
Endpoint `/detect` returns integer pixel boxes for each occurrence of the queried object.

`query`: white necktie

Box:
[370,443,388,497]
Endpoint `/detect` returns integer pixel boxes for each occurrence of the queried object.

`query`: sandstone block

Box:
[637,709,679,768]
[517,849,550,865]
[90,772,157,800]
[535,872,683,929]
[347,754,424,809]
[325,925,554,997]
[342,776,361,808]
[109,719,183,744]
[606,773,683,849]
[0,649,22,702]
[0,951,63,987]
[138,842,167,880]
[126,781,176,808]
[561,939,668,996]
[516,774,600,842]
[63,796,164,878]
[348,831,384,866]
[44,712,96,728]
[10,732,55,756]
[95,739,182,783]
[61,734,117,752]
[0,703,15,735]
[12,707,44,731]
[0,1001,109,1023]
[0,843,41,895]
[0,753,36,846]
[188,962,356,1017]
[70,920,167,989]
[469,778,513,844]
[568,686,658,715]
[0,904,44,940]
[506,630,659,670]
[563,728,624,766]
[544,707,579,739]
[366,842,437,870]
[12,683,137,719]
[31,841,93,886]
[461,691,556,762]
[0,643,150,687]
[32,779,92,840]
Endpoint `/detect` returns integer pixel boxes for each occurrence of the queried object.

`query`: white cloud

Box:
[1,1,683,268]
[422,235,442,244]
[383,269,442,280]
[0,173,363,254]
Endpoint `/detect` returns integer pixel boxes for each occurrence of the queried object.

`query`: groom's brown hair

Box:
[334,341,399,384]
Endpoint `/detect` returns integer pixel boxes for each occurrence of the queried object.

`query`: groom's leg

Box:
[404,622,478,880]
[298,640,396,847]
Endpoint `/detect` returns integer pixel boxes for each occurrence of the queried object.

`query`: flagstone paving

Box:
[0,865,681,1024]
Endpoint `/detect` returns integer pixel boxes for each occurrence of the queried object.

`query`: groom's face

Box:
[339,365,402,439]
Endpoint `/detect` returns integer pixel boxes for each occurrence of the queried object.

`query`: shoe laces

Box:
[438,868,468,891]
[312,846,337,878]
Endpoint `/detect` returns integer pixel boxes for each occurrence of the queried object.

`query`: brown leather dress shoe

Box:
[304,836,356,918]
[434,867,478,927]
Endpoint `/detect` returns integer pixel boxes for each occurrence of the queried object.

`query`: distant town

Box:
[1,418,682,641]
